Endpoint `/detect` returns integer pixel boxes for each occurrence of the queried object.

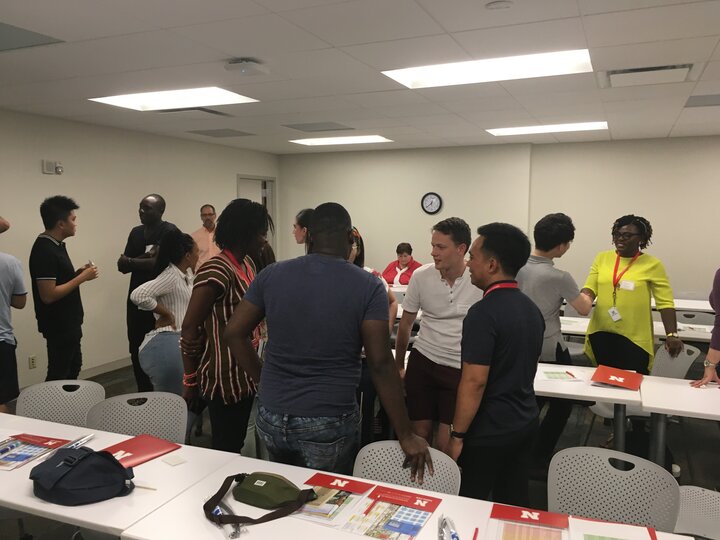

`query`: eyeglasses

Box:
[612,232,641,240]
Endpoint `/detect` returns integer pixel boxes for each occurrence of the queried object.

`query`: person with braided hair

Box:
[581,214,683,375]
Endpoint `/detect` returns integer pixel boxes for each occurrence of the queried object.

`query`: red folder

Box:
[591,365,643,390]
[491,503,569,529]
[103,434,180,468]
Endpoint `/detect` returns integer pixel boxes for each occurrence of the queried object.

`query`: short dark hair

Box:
[309,203,351,239]
[156,229,195,272]
[433,217,471,254]
[296,208,314,229]
[40,195,78,229]
[534,213,575,251]
[612,214,653,249]
[200,204,215,214]
[396,242,412,255]
[351,227,365,268]
[145,193,166,213]
[476,222,531,278]
[214,199,274,251]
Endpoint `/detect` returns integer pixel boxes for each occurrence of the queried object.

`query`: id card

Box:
[608,306,622,322]
[619,280,635,291]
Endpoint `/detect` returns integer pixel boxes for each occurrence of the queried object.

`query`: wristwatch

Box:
[449,424,466,439]
[666,332,679,338]
[703,358,719,368]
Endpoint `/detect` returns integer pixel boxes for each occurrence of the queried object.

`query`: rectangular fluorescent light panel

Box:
[89,87,257,111]
[487,121,608,136]
[383,49,593,89]
[290,135,393,146]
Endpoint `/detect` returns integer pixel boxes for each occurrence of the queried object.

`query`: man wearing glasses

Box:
[192,204,221,270]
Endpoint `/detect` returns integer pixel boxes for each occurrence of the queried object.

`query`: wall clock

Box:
[421,192,442,215]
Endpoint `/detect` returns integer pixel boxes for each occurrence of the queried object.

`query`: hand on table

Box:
[690,364,720,388]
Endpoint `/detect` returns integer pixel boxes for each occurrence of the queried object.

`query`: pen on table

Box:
[444,516,460,540]
[472,527,478,540]
[565,370,576,379]
[0,440,21,455]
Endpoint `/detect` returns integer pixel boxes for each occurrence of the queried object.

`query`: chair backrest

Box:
[548,447,679,531]
[86,392,187,444]
[676,310,715,325]
[16,380,105,427]
[674,485,720,540]
[651,344,700,378]
[352,441,460,495]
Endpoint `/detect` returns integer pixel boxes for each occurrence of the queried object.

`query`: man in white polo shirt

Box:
[395,217,483,452]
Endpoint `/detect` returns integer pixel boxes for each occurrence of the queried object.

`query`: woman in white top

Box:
[130,230,198,395]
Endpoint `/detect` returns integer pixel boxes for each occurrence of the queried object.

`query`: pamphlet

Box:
[0,433,71,471]
[102,434,180,468]
[568,516,654,540]
[342,485,442,539]
[484,504,570,540]
[296,472,375,526]
[590,365,643,391]
[540,370,582,382]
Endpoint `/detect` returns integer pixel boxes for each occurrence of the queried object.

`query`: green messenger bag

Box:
[203,472,317,527]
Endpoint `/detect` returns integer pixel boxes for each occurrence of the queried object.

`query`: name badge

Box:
[608,306,622,322]
[619,280,635,291]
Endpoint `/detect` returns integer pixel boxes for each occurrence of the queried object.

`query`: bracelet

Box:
[182,380,198,388]
[182,372,197,383]
[666,332,679,338]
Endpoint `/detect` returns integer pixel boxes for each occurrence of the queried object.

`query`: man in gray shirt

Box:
[516,213,592,470]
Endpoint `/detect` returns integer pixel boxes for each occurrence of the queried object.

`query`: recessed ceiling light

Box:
[289,135,393,146]
[382,49,593,89]
[487,121,608,136]
[89,87,257,111]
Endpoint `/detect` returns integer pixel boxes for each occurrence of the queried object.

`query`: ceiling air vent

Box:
[597,64,700,89]
[0,22,63,52]
[685,94,720,108]
[283,122,354,132]
[187,129,254,138]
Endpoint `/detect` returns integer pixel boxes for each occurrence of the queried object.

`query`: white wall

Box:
[277,145,532,270]
[0,109,278,387]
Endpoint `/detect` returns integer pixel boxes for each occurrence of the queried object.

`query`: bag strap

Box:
[202,474,315,526]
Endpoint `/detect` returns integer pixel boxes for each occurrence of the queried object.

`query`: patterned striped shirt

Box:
[193,253,259,404]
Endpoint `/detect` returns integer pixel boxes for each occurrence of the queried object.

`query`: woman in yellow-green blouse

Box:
[580,215,683,374]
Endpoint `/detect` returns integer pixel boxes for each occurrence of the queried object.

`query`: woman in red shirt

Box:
[381,242,422,286]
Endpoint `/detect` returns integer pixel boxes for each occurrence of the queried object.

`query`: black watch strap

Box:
[449,424,466,439]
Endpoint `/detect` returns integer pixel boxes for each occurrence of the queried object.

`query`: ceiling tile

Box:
[123,0,269,28]
[583,2,720,48]
[253,0,351,12]
[452,18,587,59]
[342,34,470,71]
[578,0,707,16]
[416,82,510,102]
[463,108,537,128]
[590,37,719,71]
[416,0,579,33]
[281,0,443,47]
[441,95,525,114]
[701,61,720,80]
[692,80,720,95]
[598,82,695,103]
[501,73,598,96]
[553,130,611,142]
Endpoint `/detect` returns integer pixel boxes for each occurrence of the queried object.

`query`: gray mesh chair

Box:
[16,379,105,427]
[548,447,679,531]
[674,485,720,539]
[676,310,715,325]
[86,392,187,444]
[353,440,460,495]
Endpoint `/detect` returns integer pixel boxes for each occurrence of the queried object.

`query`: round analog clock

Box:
[421,192,442,215]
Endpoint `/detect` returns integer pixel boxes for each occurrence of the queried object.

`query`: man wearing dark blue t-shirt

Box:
[225,203,431,480]
[448,222,544,507]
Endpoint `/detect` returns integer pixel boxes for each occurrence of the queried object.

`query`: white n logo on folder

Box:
[112,450,133,461]
[414,499,428,507]
[609,376,625,383]
[520,511,540,521]
[330,480,349,488]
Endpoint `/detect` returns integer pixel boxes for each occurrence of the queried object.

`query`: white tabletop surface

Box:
[640,376,720,421]
[122,455,492,540]
[534,364,643,407]
[651,298,713,313]
[560,316,712,343]
[0,413,237,536]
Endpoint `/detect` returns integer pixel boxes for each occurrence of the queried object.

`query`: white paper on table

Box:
[568,516,653,540]
[484,518,570,540]
[539,369,583,382]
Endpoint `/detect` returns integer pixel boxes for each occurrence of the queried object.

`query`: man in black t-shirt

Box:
[448,222,544,507]
[117,194,176,391]
[29,196,99,381]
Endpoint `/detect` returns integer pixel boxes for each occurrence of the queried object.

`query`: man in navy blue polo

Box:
[448,222,544,506]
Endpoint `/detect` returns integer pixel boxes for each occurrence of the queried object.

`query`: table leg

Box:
[650,413,667,466]
[613,404,626,453]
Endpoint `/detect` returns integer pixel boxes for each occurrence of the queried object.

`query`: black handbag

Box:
[30,447,135,506]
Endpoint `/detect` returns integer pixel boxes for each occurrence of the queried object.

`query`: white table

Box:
[560,316,712,343]
[640,376,720,465]
[0,413,237,537]
[534,364,643,452]
[652,298,713,313]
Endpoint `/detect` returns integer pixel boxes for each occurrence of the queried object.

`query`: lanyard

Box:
[222,249,254,285]
[484,281,519,297]
[612,252,640,305]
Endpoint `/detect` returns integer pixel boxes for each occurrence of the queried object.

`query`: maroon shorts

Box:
[404,348,461,425]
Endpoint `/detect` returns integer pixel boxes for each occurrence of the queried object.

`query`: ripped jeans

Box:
[255,403,360,475]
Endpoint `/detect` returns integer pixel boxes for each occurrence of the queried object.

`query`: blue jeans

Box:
[255,403,360,474]
[138,331,182,395]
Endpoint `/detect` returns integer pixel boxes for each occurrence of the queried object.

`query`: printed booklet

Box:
[484,503,570,540]
[296,472,375,526]
[0,433,71,471]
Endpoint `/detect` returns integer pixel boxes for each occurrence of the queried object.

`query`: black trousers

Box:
[459,420,538,507]
[45,332,82,381]
[207,395,255,453]
[127,302,155,392]
[588,331,650,375]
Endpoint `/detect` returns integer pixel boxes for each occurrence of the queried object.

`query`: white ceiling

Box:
[1,0,719,154]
